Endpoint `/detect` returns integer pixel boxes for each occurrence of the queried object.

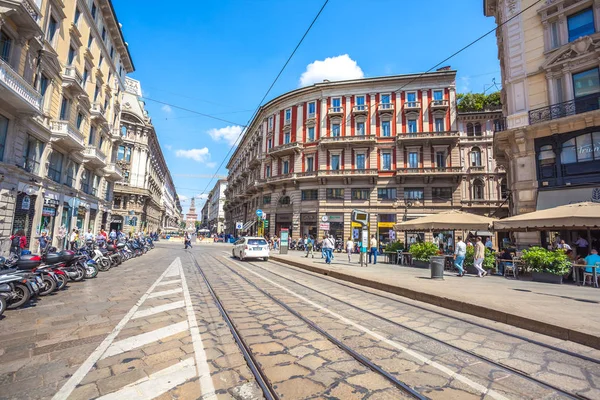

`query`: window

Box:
[46,16,58,44]
[263,195,271,205]
[47,151,63,183]
[377,188,397,200]
[381,121,391,137]
[331,97,342,112]
[356,121,365,135]
[561,132,600,164]
[0,30,11,62]
[356,95,365,111]
[470,147,482,167]
[500,180,508,200]
[83,68,89,86]
[39,74,49,101]
[282,160,289,174]
[568,8,595,42]
[94,85,100,102]
[59,96,71,120]
[473,179,484,200]
[435,151,446,168]
[267,138,272,149]
[356,153,365,170]
[105,182,112,201]
[408,119,417,133]
[123,170,129,183]
[104,98,108,111]
[351,188,370,200]
[23,135,44,174]
[285,108,291,123]
[380,94,391,109]
[99,55,103,67]
[74,8,81,25]
[66,162,78,187]
[91,2,97,19]
[406,92,416,102]
[404,188,424,201]
[87,33,93,49]
[331,154,340,170]
[326,188,344,200]
[88,126,96,145]
[113,196,121,209]
[306,156,314,172]
[408,151,419,169]
[101,27,107,41]
[67,46,76,65]
[99,135,104,150]
[433,90,443,101]
[283,131,290,144]
[265,165,271,177]
[80,169,91,193]
[573,68,600,98]
[308,102,316,117]
[381,152,391,171]
[0,114,8,161]
[76,112,84,130]
[432,187,452,201]
[268,116,274,130]
[110,46,114,59]
[301,189,318,201]
[307,127,315,142]
[550,20,560,49]
[434,118,444,132]
[117,145,131,162]
[121,126,127,137]
[331,123,340,137]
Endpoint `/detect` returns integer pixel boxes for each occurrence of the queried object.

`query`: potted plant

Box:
[521,247,570,284]
[385,241,404,253]
[463,246,496,275]
[409,242,439,268]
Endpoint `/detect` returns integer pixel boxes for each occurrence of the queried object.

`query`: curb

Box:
[271,255,600,350]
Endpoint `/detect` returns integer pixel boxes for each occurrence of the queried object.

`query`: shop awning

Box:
[493,201,600,231]
[394,210,496,232]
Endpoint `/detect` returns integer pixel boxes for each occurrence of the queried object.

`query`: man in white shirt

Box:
[346,237,354,263]
[454,236,467,277]
[558,240,572,251]
[369,235,378,265]
[84,229,94,242]
[574,235,589,257]
[323,234,334,264]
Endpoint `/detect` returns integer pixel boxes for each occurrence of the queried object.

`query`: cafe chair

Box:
[583,262,600,288]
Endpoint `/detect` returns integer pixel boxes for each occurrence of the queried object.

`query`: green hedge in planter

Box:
[463,246,496,270]
[409,242,439,262]
[385,241,404,252]
[521,247,570,276]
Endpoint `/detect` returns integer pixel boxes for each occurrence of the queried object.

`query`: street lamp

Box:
[402,200,413,222]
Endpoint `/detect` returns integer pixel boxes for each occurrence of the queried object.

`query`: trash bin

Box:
[430,256,445,280]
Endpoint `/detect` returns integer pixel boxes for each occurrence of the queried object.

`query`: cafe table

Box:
[383,251,398,264]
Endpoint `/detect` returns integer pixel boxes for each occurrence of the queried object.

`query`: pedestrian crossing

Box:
[53,257,216,400]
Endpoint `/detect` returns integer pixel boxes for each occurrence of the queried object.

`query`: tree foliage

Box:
[456,91,502,112]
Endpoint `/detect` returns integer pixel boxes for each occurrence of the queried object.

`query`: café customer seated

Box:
[583,249,600,285]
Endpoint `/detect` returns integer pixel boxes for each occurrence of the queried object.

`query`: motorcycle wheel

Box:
[7,283,31,309]
[85,264,98,279]
[71,266,86,282]
[98,259,111,272]
[39,276,57,296]
[56,274,68,290]
[142,247,148,254]
[0,296,6,317]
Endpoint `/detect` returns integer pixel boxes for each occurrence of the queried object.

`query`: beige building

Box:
[485,0,600,246]
[207,179,227,234]
[225,73,507,247]
[0,0,134,252]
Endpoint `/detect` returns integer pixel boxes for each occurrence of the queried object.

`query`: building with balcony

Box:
[111,78,178,234]
[225,72,506,246]
[0,0,136,252]
[485,0,600,246]
[207,179,227,234]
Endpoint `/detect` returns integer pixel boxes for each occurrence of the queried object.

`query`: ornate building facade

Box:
[225,72,507,245]
[185,197,198,231]
[111,77,180,233]
[485,0,600,244]
[207,179,227,234]
[0,0,133,252]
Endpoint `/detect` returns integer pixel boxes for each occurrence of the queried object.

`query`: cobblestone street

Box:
[1,243,599,399]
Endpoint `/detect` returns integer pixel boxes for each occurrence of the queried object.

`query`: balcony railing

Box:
[50,120,85,148]
[62,66,85,93]
[320,134,376,145]
[319,168,378,176]
[460,134,494,142]
[268,141,302,155]
[105,163,123,179]
[307,112,316,120]
[0,58,42,113]
[397,131,459,140]
[430,99,449,108]
[352,105,368,113]
[396,167,463,174]
[328,107,344,116]
[404,101,421,111]
[83,145,107,164]
[529,93,600,125]
[378,103,394,112]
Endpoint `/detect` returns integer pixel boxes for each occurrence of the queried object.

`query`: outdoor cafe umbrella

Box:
[393,210,496,232]
[493,202,600,231]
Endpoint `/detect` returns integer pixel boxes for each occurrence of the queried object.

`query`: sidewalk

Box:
[271,251,600,350]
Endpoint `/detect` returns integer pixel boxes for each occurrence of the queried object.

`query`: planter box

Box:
[413,260,429,269]
[532,271,563,284]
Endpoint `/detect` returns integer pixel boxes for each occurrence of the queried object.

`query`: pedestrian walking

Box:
[305,235,314,258]
[346,236,354,263]
[323,234,334,264]
[38,231,50,252]
[184,231,192,249]
[368,235,378,264]
[454,236,467,276]
[10,230,27,256]
[474,236,487,277]
[84,229,94,242]
[575,235,589,257]
[69,228,77,250]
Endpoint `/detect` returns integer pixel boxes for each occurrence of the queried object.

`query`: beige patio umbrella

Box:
[493,202,600,231]
[393,210,496,231]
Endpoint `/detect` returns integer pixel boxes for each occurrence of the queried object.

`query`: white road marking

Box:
[147,288,183,298]
[101,321,189,360]
[179,257,217,399]
[156,279,182,286]
[95,357,197,400]
[132,300,185,320]
[165,264,181,277]
[224,256,510,400]
[52,259,180,400]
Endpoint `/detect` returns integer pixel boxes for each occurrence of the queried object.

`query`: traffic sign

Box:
[235,221,243,230]
[256,209,263,218]
[264,219,269,228]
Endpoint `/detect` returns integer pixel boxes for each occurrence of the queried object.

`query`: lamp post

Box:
[402,200,413,222]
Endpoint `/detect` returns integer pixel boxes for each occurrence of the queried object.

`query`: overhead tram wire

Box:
[142,97,247,127]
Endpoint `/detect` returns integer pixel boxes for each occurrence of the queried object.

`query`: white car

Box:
[232,237,270,261]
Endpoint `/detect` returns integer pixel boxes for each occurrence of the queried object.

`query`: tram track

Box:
[235,257,590,400]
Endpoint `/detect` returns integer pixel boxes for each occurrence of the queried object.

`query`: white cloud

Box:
[175,147,214,167]
[299,54,364,87]
[207,125,243,146]
[161,104,172,114]
[164,144,172,151]
[179,195,189,201]
[196,193,209,200]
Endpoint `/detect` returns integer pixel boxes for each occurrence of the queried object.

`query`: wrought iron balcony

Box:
[319,134,376,147]
[0,58,42,114]
[50,120,85,150]
[529,93,600,125]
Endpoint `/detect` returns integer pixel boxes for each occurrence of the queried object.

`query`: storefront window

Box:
[561,132,600,164]
[573,68,600,98]
[378,214,396,246]
[432,231,454,253]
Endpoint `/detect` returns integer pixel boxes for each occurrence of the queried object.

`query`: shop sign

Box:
[301,213,317,222]
[319,222,330,230]
[111,215,123,223]
[327,215,343,222]
[21,195,31,210]
[44,198,60,207]
[276,214,293,222]
[42,206,56,217]
[378,222,395,228]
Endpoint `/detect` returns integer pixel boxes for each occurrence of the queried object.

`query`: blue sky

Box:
[113,0,501,213]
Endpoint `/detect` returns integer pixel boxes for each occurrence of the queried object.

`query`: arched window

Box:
[121,126,127,137]
[279,195,291,205]
[473,179,484,200]
[474,122,482,136]
[466,122,474,136]
[470,147,482,167]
